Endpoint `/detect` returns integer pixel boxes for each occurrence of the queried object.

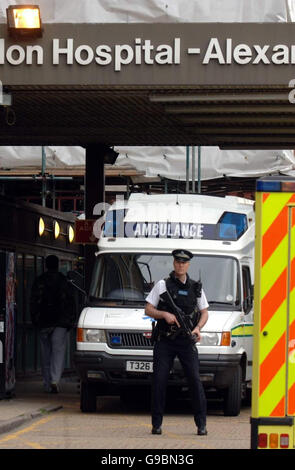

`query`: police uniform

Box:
[145,249,208,435]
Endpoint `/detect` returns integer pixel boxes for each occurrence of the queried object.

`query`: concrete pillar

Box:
[84,145,105,292]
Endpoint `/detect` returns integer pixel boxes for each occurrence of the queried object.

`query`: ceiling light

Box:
[68,225,74,244]
[6,5,42,38]
[38,217,45,236]
[54,221,60,239]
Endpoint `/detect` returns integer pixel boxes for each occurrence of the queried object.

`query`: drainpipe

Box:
[41,146,46,207]
[198,146,201,194]
[186,146,190,194]
[192,146,196,193]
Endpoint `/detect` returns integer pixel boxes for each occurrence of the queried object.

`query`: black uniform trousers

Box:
[151,335,207,428]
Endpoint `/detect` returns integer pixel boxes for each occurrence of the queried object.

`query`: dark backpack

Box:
[31,272,69,328]
[41,273,64,319]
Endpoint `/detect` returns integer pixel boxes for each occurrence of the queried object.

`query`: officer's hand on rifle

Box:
[162,311,181,328]
[192,325,201,342]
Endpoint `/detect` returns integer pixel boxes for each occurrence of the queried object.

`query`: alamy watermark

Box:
[91,194,206,240]
[89,194,241,241]
[288,79,295,103]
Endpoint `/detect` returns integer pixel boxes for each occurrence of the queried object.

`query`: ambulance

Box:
[74,193,255,415]
[251,176,295,449]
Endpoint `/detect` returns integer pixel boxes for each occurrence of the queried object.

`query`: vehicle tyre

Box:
[80,381,97,412]
[120,388,134,404]
[243,385,252,407]
[223,365,242,416]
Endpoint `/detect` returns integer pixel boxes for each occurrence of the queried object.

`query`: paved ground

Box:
[0,376,78,433]
[0,377,251,450]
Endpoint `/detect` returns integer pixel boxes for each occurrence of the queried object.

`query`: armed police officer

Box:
[145,249,209,436]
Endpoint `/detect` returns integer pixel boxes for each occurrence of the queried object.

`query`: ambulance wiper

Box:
[208,301,233,305]
[88,295,125,304]
[122,299,146,305]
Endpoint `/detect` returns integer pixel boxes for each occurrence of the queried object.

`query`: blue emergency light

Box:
[218,212,248,240]
[257,176,295,192]
[104,209,126,237]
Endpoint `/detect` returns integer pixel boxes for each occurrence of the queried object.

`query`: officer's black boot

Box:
[195,417,208,436]
[151,426,162,435]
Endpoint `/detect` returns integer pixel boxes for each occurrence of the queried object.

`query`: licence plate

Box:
[126,361,153,373]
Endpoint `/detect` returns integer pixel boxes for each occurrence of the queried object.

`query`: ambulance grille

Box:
[107,331,152,349]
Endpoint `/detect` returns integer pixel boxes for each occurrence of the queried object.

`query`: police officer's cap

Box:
[172,249,193,262]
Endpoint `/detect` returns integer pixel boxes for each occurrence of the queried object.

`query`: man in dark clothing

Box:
[145,249,209,436]
[30,255,75,393]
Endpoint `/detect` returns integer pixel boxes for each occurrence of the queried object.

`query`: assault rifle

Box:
[159,288,198,345]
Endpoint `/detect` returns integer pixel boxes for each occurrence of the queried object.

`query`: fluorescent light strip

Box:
[149,93,289,103]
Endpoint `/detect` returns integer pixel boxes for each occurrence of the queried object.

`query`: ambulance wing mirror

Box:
[243,285,254,315]
[67,271,87,298]
[68,278,87,297]
[243,298,250,315]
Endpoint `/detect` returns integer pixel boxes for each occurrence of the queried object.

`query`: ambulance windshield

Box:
[89,253,240,309]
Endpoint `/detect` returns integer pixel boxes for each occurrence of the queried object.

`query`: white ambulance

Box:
[74,193,254,415]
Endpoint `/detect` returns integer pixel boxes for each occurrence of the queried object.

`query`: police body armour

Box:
[157,271,201,334]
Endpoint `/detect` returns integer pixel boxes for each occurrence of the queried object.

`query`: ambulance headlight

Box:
[198,332,221,346]
[77,328,106,343]
[85,329,106,343]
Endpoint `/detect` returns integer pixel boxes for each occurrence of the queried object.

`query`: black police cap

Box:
[172,249,193,262]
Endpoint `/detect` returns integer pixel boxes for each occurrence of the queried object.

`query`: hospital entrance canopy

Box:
[1,22,295,149]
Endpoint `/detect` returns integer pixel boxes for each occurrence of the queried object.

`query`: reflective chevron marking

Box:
[252,185,295,448]
[256,193,293,417]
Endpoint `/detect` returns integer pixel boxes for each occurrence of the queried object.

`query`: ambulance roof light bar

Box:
[6,4,42,38]
[257,176,295,192]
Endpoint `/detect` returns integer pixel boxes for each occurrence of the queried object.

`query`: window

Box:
[16,254,24,324]
[89,253,240,309]
[24,255,35,322]
[59,259,72,276]
[36,256,43,276]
